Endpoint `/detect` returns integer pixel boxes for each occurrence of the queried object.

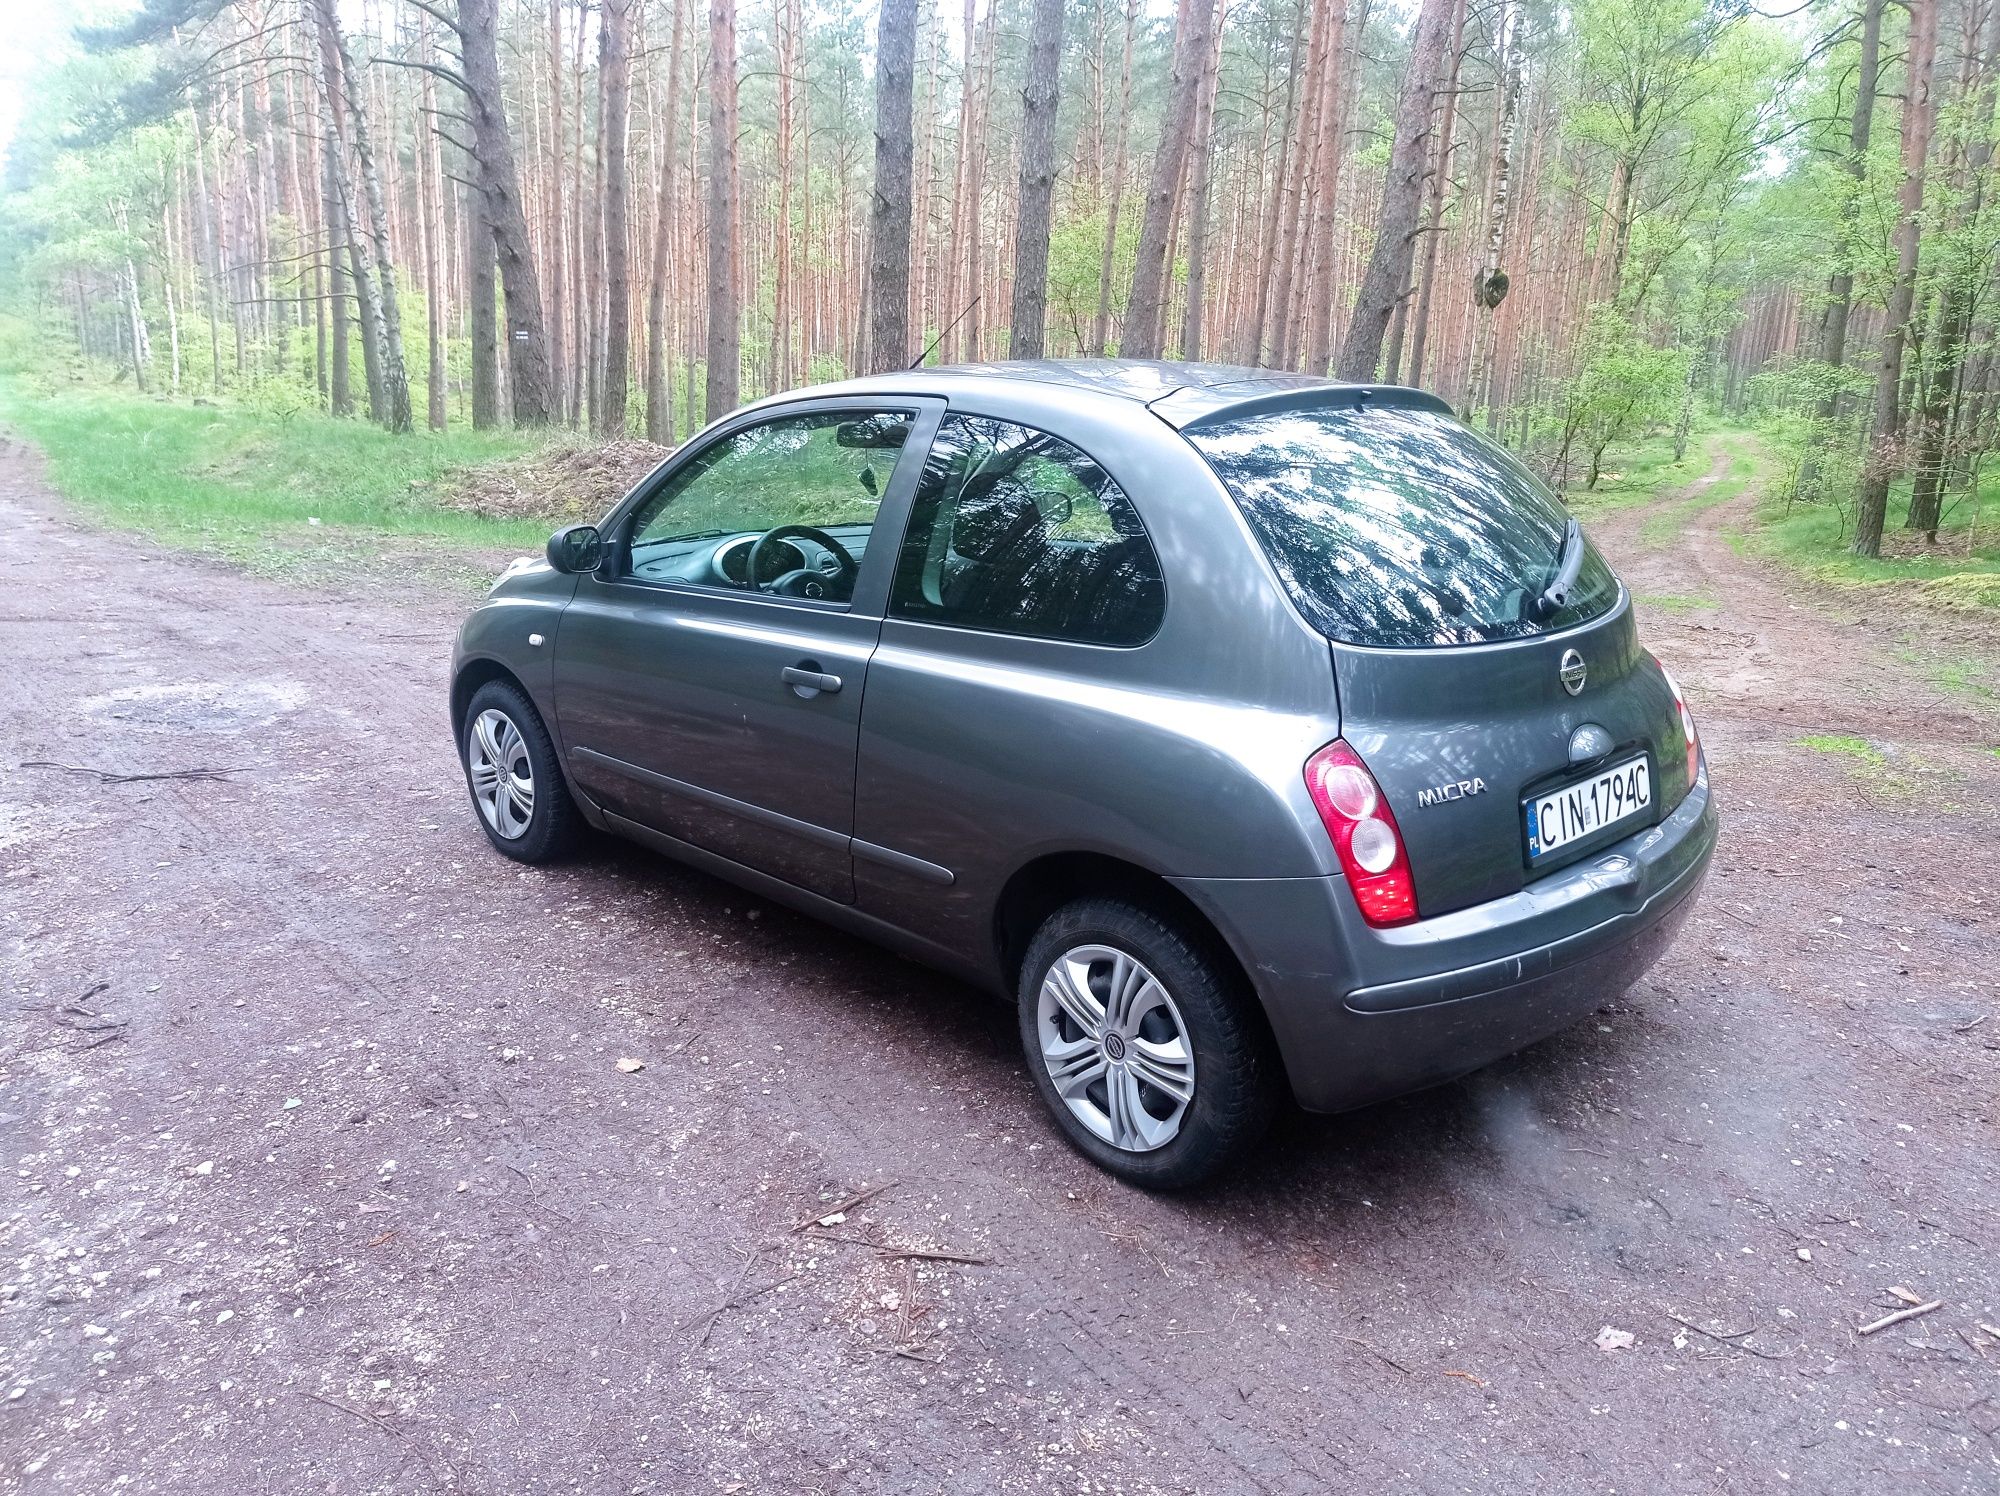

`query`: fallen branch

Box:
[21,760,253,784]
[298,1388,408,1442]
[1336,1335,1413,1376]
[790,1180,896,1232]
[1665,1312,1792,1360]
[804,1230,990,1266]
[1858,1300,1944,1336]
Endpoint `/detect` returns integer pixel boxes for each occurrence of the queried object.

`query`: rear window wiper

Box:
[1530,518,1584,621]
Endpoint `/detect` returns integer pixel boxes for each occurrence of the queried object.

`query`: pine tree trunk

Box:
[645,0,687,440]
[1301,0,1354,373]
[1906,0,1998,535]
[1122,0,1218,359]
[469,178,501,429]
[866,0,918,372]
[1009,0,1065,359]
[1402,0,1466,387]
[461,0,557,425]
[597,0,634,434]
[706,0,742,418]
[1090,0,1137,356]
[1336,0,1455,380]
[1854,0,1937,558]
[1177,4,1224,359]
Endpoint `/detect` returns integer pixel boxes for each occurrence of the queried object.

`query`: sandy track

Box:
[2,434,1996,1494]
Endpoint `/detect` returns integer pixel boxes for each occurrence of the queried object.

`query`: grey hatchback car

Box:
[451,360,1716,1188]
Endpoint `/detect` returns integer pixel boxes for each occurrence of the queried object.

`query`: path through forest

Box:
[3,434,1997,1494]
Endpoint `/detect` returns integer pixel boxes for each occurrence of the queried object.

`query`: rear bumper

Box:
[1173,766,1718,1113]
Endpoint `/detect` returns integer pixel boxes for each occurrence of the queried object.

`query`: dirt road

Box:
[3,434,1997,1494]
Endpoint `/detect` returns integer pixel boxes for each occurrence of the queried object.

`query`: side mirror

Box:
[546,523,602,574]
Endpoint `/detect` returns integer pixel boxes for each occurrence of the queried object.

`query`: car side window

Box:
[623,409,913,601]
[888,415,1164,646]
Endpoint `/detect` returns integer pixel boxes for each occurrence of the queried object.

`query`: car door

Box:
[553,397,942,903]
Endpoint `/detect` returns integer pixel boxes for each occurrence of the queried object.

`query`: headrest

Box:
[951,479,1044,562]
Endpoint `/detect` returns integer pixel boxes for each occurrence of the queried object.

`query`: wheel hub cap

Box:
[467,708,534,840]
[1036,944,1195,1154]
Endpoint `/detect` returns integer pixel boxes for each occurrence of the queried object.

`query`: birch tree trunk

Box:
[1463,5,1519,425]
[313,0,411,433]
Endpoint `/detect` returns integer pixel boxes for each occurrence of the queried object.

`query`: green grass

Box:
[1797,733,1888,767]
[1634,592,1718,615]
[1562,434,1696,518]
[0,382,550,573]
[1746,468,2000,615]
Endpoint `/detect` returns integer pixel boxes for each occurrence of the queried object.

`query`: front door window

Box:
[625,410,915,603]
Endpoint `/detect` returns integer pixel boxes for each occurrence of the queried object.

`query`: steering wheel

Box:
[747,524,858,599]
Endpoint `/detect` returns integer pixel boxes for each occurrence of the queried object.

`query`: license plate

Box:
[1525,755,1651,862]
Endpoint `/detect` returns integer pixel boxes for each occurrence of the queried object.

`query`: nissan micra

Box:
[451,361,1717,1188]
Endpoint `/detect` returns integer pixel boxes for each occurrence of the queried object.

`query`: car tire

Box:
[1018,898,1280,1190]
[459,679,581,864]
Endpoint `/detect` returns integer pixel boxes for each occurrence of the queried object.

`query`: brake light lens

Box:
[1657,660,1700,785]
[1305,740,1417,927]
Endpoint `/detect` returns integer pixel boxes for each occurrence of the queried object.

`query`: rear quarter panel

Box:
[850,387,1350,987]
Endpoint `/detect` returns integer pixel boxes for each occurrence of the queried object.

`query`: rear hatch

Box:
[1182,394,1694,916]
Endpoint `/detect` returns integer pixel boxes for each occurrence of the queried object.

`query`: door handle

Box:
[781,664,843,696]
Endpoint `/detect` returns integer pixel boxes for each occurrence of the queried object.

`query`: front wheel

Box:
[459,680,580,863]
[1018,898,1280,1190]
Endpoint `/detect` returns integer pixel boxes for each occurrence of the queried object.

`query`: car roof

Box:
[744,358,1455,433]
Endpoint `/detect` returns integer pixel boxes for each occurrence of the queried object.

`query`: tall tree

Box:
[706,0,742,417]
[1090,0,1138,356]
[1854,0,1938,557]
[1122,0,1219,358]
[597,0,634,435]
[1009,0,1065,359]
[459,0,557,425]
[866,0,918,372]
[1336,0,1456,380]
[645,0,689,440]
[1906,0,2000,535]
[311,0,410,433]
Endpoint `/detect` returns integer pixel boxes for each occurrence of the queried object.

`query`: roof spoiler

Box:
[1151,382,1456,433]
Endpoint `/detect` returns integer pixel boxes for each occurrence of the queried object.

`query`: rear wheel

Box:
[459,680,580,863]
[1018,898,1279,1190]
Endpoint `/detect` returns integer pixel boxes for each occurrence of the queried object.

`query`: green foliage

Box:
[1539,310,1687,487]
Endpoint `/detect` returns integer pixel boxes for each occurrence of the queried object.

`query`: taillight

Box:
[1304,740,1417,927]
[1657,660,1700,784]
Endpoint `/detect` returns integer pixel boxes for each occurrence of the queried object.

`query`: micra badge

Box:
[1417,777,1488,808]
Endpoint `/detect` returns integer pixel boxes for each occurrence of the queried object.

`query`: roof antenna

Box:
[911,297,981,371]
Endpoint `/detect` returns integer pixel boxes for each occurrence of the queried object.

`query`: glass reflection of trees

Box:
[1189,407,1616,648]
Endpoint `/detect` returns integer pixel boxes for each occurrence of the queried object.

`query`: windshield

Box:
[1185,404,1618,648]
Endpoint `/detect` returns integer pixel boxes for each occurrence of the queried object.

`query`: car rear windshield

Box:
[1184,403,1618,648]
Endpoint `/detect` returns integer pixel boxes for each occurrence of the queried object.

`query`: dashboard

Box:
[627,524,874,599]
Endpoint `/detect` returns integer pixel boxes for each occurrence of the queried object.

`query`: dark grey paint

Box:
[452,360,1717,1113]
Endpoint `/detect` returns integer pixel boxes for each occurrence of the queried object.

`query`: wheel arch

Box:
[450,657,529,741]
[993,852,1267,1025]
